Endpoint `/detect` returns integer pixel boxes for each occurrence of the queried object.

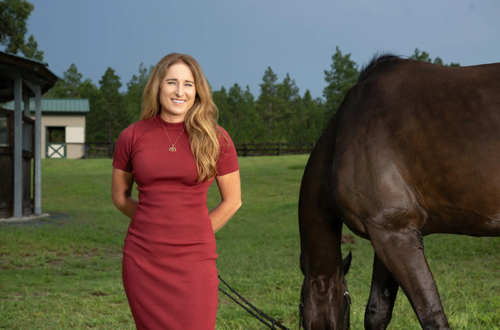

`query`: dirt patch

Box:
[2,292,51,301]
[341,234,355,244]
[0,212,72,227]
[0,247,122,270]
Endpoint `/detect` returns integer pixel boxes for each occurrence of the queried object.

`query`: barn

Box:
[4,98,90,159]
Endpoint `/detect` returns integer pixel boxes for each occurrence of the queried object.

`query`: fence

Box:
[81,142,314,159]
[234,143,314,157]
[84,142,114,159]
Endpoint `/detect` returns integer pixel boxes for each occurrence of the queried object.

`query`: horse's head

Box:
[300,251,352,330]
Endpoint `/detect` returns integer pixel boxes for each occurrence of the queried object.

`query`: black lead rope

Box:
[219,273,350,330]
[218,274,290,330]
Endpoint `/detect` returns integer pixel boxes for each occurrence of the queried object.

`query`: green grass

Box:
[1,156,499,329]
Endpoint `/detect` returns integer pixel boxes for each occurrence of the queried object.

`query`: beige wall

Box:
[67,144,86,159]
[30,114,86,159]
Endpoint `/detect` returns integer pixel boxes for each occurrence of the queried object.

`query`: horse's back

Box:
[332,59,500,237]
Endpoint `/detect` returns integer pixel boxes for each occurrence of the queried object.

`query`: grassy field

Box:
[1,156,499,329]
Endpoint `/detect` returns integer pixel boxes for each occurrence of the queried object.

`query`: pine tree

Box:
[99,68,124,142]
[19,34,43,60]
[323,46,359,117]
[239,85,265,142]
[275,73,299,141]
[44,64,83,98]
[124,63,151,123]
[213,86,231,133]
[302,90,327,142]
[81,80,104,142]
[409,48,460,66]
[227,84,265,143]
[80,68,125,143]
[226,83,242,138]
[256,67,279,140]
[409,48,433,62]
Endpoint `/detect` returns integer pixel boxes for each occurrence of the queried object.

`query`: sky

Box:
[26,0,500,100]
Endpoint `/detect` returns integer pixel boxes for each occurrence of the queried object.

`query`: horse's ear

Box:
[342,251,352,275]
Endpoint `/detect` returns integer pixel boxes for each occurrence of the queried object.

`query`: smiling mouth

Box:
[172,99,186,104]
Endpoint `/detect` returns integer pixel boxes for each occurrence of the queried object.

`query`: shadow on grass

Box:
[0,212,73,228]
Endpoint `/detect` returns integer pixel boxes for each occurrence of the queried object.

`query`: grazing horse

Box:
[298,54,500,329]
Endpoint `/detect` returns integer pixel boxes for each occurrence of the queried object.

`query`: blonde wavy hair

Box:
[140,53,221,181]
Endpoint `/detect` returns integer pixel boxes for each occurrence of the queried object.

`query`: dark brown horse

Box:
[298,54,500,329]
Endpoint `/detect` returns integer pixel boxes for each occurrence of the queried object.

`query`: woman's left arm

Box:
[210,170,242,232]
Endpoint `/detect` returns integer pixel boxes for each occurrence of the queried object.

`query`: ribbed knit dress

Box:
[112,114,239,330]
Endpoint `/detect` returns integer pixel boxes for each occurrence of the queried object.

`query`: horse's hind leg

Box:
[364,253,400,330]
[368,224,450,330]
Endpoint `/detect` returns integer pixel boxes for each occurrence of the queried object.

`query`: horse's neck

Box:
[300,117,344,276]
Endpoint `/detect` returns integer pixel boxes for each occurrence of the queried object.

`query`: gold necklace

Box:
[161,119,185,152]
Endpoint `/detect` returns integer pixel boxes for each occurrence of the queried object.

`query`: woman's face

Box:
[159,62,196,123]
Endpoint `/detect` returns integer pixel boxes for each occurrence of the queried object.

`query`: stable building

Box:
[5,98,89,159]
[0,51,58,219]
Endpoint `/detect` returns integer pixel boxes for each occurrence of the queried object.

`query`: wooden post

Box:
[34,85,42,214]
[23,94,30,117]
[278,142,281,156]
[13,73,23,218]
[244,143,247,157]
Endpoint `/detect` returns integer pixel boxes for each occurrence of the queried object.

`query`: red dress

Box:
[112,114,239,330]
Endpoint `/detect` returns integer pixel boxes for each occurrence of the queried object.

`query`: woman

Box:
[111,53,241,330]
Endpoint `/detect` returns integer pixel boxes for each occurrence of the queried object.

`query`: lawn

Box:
[1,156,499,329]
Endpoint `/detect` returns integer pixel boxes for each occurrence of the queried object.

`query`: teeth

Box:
[172,99,185,104]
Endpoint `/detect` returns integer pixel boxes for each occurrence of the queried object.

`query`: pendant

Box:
[169,146,177,152]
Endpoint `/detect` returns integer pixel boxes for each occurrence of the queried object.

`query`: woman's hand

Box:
[111,167,138,219]
[210,170,242,232]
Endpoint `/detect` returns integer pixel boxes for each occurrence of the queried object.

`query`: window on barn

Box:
[47,127,65,143]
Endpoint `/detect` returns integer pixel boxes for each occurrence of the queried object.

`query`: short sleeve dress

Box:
[112,114,239,330]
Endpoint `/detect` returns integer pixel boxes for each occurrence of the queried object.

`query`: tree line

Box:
[43,47,459,144]
[1,0,460,144]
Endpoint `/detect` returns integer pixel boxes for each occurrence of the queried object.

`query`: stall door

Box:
[0,110,13,217]
[46,126,66,158]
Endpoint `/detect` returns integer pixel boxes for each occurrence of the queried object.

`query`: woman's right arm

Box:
[111,167,138,219]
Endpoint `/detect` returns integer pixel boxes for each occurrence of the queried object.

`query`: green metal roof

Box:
[3,98,90,113]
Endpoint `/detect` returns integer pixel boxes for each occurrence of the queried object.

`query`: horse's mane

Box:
[325,52,401,124]
[357,52,401,84]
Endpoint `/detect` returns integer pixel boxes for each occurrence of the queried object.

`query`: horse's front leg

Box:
[368,225,450,330]
[364,253,400,330]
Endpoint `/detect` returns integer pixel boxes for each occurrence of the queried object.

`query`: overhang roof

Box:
[3,98,90,113]
[0,51,60,103]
